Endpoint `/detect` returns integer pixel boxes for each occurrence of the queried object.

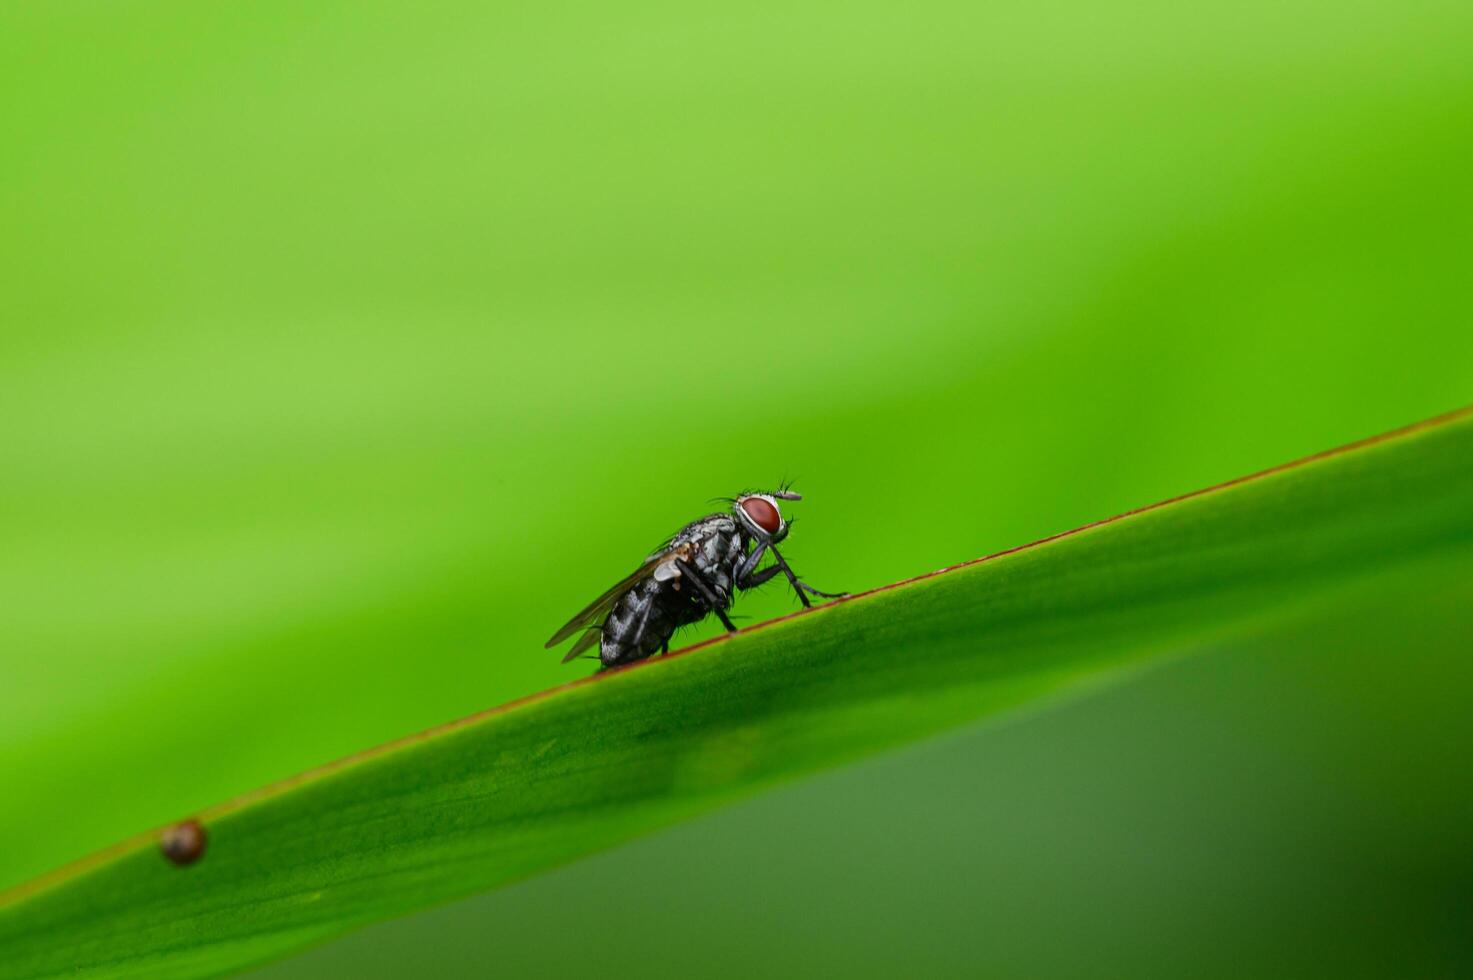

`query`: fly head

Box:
[733,488,800,543]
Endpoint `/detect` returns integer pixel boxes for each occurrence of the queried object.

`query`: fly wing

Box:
[561,624,603,663]
[545,545,687,652]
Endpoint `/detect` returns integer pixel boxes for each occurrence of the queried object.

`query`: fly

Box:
[545,488,844,668]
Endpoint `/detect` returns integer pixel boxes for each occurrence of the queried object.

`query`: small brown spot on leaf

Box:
[160,819,207,866]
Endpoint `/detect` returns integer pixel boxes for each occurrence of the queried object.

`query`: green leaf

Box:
[3,409,1470,979]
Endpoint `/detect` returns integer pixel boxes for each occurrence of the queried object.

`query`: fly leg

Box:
[674,559,737,632]
[739,563,784,588]
[736,540,844,606]
[733,538,769,584]
[735,541,807,607]
[765,543,846,607]
[736,538,809,595]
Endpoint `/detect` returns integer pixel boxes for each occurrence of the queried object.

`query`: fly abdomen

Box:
[600,579,680,667]
[599,521,744,667]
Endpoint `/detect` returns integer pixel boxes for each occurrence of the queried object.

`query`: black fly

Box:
[545,489,844,668]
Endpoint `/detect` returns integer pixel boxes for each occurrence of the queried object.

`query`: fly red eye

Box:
[740,497,781,534]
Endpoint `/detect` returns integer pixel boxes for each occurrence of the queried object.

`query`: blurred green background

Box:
[2,0,1471,975]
